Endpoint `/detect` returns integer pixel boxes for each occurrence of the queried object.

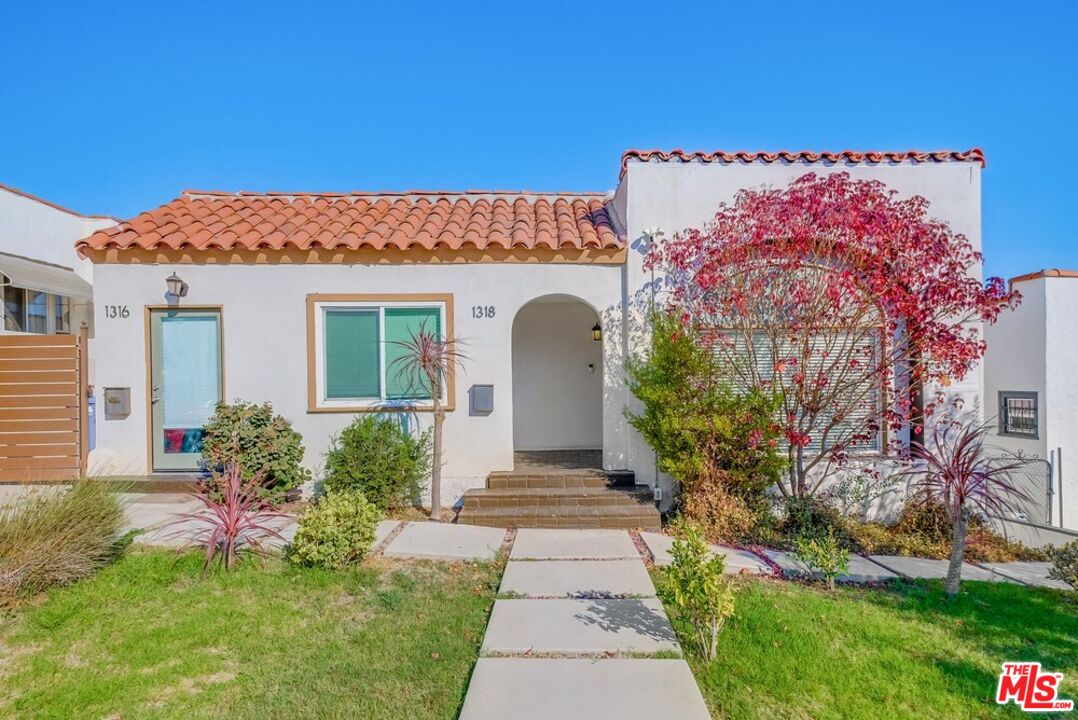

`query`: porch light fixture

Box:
[591,323,602,342]
[165,272,189,298]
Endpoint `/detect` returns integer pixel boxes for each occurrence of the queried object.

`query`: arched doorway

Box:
[511,295,603,462]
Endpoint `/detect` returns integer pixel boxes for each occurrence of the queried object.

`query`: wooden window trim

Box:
[305,293,456,413]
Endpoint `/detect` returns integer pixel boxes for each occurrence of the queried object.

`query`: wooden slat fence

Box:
[0,328,87,482]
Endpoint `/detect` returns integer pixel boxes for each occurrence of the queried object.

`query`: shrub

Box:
[289,490,381,569]
[0,481,125,607]
[323,416,431,512]
[1046,540,1078,590]
[169,462,293,571]
[627,311,786,498]
[202,401,310,501]
[656,523,736,662]
[678,474,761,543]
[793,528,851,590]
[778,496,849,544]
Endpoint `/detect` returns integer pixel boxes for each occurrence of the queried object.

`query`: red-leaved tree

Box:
[646,172,1018,497]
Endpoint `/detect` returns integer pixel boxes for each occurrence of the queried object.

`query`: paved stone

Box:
[762,550,899,583]
[979,561,1072,590]
[481,598,679,655]
[499,560,656,597]
[372,519,400,548]
[868,555,1011,582]
[458,658,710,720]
[383,521,505,561]
[641,531,771,575]
[510,528,639,560]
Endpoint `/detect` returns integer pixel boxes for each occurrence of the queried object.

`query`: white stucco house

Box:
[985,268,1078,530]
[0,183,117,336]
[77,148,987,513]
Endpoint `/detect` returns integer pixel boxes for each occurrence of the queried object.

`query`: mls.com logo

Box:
[997,662,1074,712]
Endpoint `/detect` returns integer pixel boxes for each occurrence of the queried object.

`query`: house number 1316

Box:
[471,305,495,319]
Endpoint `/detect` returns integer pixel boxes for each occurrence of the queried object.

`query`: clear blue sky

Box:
[1,1,1074,280]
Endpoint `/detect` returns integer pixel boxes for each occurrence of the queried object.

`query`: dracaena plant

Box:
[390,324,466,521]
[167,461,293,571]
[905,413,1029,596]
[646,172,1019,497]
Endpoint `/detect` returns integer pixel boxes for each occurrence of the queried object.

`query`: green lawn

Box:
[667,575,1078,720]
[0,550,500,720]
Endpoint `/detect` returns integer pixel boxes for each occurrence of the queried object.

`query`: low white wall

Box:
[88,261,625,505]
[511,299,603,450]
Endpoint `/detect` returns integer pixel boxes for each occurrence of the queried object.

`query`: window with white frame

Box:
[999,391,1038,438]
[2,286,72,334]
[311,297,448,409]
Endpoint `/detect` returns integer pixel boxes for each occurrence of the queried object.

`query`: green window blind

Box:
[384,307,441,399]
[325,309,380,398]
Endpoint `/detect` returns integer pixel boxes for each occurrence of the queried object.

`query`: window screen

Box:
[325,309,380,399]
[385,307,441,399]
[999,391,1037,438]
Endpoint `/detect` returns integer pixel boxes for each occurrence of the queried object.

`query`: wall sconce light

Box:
[165,272,189,298]
[592,323,602,342]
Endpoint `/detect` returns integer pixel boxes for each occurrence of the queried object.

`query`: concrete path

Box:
[641,531,771,575]
[461,528,711,720]
[977,561,1071,589]
[763,550,899,583]
[381,521,505,561]
[869,555,1012,582]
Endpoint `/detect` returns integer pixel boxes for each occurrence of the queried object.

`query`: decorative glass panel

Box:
[160,314,221,453]
[3,287,25,332]
[385,307,440,399]
[26,290,47,334]
[325,309,380,399]
[54,295,70,334]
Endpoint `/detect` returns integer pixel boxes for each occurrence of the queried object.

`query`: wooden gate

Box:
[0,328,88,483]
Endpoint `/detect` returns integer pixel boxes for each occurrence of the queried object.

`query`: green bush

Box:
[1046,540,1078,590]
[289,490,382,569]
[323,416,431,512]
[202,401,310,501]
[793,527,850,590]
[778,496,850,543]
[0,481,125,607]
[656,523,736,662]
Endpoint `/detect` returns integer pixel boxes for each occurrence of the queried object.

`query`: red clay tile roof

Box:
[77,190,621,254]
[620,148,986,178]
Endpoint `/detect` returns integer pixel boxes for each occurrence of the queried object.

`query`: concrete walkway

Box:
[460,528,711,720]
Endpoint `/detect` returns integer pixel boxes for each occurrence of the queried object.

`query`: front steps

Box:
[458,456,660,530]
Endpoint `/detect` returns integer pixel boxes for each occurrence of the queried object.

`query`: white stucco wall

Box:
[0,186,115,283]
[511,299,603,450]
[616,159,986,505]
[985,275,1078,529]
[88,261,624,504]
[1044,278,1078,527]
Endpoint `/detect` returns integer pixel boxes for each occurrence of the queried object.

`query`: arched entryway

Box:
[511,295,603,461]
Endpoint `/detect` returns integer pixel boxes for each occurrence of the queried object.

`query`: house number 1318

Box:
[472,305,495,319]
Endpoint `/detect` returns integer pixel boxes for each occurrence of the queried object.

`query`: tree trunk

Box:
[430,406,444,521]
[945,508,967,596]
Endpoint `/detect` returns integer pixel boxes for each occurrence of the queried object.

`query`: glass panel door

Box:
[150,309,222,471]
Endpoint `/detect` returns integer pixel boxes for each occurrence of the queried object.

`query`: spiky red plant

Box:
[906,415,1029,596]
[389,323,467,521]
[167,462,293,571]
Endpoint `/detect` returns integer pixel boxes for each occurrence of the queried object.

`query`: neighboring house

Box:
[0,183,117,335]
[76,149,986,508]
[985,269,1077,529]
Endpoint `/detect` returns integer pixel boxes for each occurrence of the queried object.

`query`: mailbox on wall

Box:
[469,384,494,416]
[102,387,130,419]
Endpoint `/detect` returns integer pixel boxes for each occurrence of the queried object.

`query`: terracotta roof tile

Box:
[619,148,986,178]
[78,190,622,255]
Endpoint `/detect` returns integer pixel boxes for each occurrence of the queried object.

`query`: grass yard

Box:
[0,550,500,720]
[674,576,1078,720]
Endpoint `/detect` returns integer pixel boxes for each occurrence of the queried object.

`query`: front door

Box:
[149,308,222,471]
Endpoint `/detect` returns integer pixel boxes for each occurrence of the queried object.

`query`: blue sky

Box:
[1,1,1074,280]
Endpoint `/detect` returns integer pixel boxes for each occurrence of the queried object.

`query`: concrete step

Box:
[462,485,653,510]
[458,503,661,530]
[487,469,635,489]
